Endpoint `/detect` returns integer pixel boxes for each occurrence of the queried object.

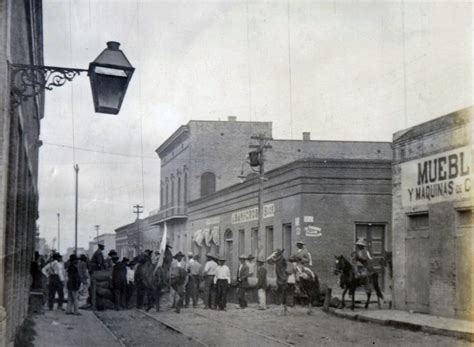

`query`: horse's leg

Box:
[154,287,161,312]
[340,287,347,309]
[350,284,356,311]
[305,282,312,315]
[365,290,371,309]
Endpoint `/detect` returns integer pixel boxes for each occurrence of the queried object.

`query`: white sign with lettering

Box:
[401,146,472,206]
[231,204,275,224]
[304,216,314,223]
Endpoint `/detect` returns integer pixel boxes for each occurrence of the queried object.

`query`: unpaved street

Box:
[96,304,472,347]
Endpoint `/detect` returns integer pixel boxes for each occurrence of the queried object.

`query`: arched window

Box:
[200,172,216,197]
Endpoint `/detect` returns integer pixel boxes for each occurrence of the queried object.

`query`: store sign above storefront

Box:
[231,204,275,224]
[401,146,472,206]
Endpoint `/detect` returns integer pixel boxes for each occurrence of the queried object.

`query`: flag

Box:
[157,221,168,269]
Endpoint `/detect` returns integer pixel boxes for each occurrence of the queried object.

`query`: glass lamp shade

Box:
[88,42,135,115]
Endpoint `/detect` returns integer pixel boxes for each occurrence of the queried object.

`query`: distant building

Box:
[392,107,473,320]
[115,219,161,259]
[0,1,44,345]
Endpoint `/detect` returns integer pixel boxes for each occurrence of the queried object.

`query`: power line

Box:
[41,142,158,159]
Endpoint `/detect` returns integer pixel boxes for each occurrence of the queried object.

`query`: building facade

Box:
[185,153,392,289]
[115,218,161,259]
[0,1,44,345]
[392,107,473,320]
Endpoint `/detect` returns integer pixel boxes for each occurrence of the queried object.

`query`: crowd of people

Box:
[30,238,374,316]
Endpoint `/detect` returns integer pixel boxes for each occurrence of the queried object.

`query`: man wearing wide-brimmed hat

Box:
[202,253,218,309]
[353,238,373,279]
[237,254,250,308]
[295,240,312,266]
[90,243,105,272]
[214,257,230,310]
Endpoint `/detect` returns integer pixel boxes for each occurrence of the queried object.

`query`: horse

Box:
[334,255,384,310]
[294,262,318,314]
[134,248,172,312]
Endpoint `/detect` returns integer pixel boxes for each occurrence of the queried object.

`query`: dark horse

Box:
[334,255,384,310]
[135,248,172,312]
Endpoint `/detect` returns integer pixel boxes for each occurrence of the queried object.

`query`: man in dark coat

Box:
[236,254,250,309]
[111,256,128,310]
[90,243,105,272]
[169,252,188,313]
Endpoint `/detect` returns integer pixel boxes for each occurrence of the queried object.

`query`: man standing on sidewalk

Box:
[66,254,81,315]
[214,257,230,311]
[256,258,267,310]
[237,254,250,309]
[111,255,128,310]
[42,252,65,311]
[202,253,218,309]
[186,254,201,308]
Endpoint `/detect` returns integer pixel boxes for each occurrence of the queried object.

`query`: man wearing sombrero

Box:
[353,238,373,279]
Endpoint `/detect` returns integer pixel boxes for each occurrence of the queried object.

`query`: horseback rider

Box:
[353,238,373,280]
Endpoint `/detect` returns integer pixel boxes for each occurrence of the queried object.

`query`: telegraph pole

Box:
[74,164,79,255]
[57,213,61,253]
[249,134,272,259]
[133,204,144,253]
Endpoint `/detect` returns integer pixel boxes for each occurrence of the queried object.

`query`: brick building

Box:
[115,217,161,259]
[392,107,473,320]
[0,1,44,345]
[135,117,393,291]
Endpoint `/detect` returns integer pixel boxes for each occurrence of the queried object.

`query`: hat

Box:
[108,250,118,257]
[296,240,305,245]
[79,254,87,261]
[239,254,248,260]
[274,248,284,256]
[355,238,367,247]
[144,249,153,255]
[98,243,104,248]
[187,252,193,257]
[122,257,130,263]
[206,253,217,260]
[69,254,78,262]
[217,257,226,262]
[174,251,185,258]
[52,252,61,260]
[247,254,255,260]
[257,257,265,264]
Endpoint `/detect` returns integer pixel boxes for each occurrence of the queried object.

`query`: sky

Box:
[39,0,473,253]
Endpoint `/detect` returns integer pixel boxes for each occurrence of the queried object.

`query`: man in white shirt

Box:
[295,241,312,266]
[202,253,218,309]
[214,257,230,311]
[42,252,65,310]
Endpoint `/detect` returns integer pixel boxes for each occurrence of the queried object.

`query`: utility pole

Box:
[57,213,61,253]
[249,134,272,259]
[74,164,79,255]
[94,225,100,240]
[133,204,144,253]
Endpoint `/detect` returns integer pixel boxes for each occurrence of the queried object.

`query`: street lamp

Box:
[10,41,135,114]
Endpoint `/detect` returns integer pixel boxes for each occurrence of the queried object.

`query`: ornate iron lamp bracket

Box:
[9,63,88,108]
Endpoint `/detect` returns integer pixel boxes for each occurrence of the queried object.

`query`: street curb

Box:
[326,308,474,342]
[91,311,127,347]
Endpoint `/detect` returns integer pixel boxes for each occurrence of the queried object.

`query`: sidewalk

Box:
[33,309,123,347]
[328,307,474,342]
